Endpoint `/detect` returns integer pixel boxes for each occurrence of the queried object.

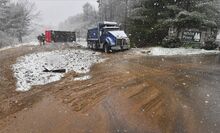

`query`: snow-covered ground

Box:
[76,38,87,48]
[131,47,220,56]
[13,49,105,92]
[0,42,38,52]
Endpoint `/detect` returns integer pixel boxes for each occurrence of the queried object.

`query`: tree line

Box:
[98,0,220,47]
[0,0,37,47]
[60,0,220,47]
[2,0,218,48]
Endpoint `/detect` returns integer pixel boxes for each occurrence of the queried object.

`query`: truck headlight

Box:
[125,38,130,44]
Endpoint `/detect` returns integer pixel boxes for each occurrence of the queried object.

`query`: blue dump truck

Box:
[87,21,130,53]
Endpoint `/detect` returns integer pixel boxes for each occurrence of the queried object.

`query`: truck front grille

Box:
[116,39,125,46]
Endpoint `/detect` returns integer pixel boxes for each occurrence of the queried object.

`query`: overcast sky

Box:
[14,0,98,26]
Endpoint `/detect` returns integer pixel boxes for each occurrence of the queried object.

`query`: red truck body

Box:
[45,31,52,43]
[45,30,76,43]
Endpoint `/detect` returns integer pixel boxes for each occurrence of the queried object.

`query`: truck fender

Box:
[105,37,115,46]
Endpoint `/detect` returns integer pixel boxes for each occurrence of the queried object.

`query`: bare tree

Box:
[97,0,132,31]
[4,0,39,43]
[0,0,11,47]
[0,0,9,31]
[59,3,98,38]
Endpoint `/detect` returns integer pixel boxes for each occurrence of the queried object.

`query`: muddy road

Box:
[0,45,219,133]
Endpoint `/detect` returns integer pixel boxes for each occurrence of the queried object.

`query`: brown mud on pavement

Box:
[0,46,220,133]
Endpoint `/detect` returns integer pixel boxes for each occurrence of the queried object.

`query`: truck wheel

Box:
[87,42,92,49]
[95,43,99,50]
[87,43,90,49]
[93,43,98,50]
[104,44,110,53]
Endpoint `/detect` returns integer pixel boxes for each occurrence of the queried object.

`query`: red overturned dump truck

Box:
[45,30,76,43]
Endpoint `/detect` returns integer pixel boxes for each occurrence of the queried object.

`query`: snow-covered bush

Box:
[162,36,181,48]
[203,39,218,50]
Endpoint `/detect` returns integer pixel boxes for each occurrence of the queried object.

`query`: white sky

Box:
[14,0,98,26]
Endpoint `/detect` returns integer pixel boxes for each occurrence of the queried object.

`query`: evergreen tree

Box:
[128,0,168,46]
[128,0,220,47]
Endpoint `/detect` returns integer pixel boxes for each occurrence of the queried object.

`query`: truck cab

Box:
[87,21,130,53]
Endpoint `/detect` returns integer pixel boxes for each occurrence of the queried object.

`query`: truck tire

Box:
[87,42,92,49]
[87,43,90,49]
[93,43,98,50]
[104,44,110,53]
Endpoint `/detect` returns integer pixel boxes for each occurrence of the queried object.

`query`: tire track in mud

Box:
[46,54,196,132]
[93,55,206,133]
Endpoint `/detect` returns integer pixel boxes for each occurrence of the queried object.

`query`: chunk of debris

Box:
[141,50,151,54]
[43,66,66,73]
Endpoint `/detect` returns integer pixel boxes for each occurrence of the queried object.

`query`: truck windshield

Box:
[102,27,120,33]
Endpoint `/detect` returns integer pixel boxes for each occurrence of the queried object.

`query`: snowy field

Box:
[131,47,220,56]
[0,42,38,52]
[13,49,105,92]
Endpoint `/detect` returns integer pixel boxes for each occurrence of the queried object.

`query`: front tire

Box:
[92,43,98,50]
[87,42,91,49]
[104,44,110,53]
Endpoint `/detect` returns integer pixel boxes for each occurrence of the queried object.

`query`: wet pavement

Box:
[137,54,220,133]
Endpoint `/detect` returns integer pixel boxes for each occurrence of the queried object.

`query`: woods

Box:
[98,0,220,47]
[0,0,37,47]
[1,0,220,48]
[61,0,219,48]
[58,3,98,38]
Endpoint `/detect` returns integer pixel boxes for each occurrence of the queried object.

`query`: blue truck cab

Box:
[87,21,130,53]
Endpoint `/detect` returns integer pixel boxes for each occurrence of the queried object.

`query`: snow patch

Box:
[13,49,104,92]
[132,47,220,56]
[103,21,117,25]
[76,38,88,48]
[205,100,209,104]
[74,75,91,81]
[108,31,128,39]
